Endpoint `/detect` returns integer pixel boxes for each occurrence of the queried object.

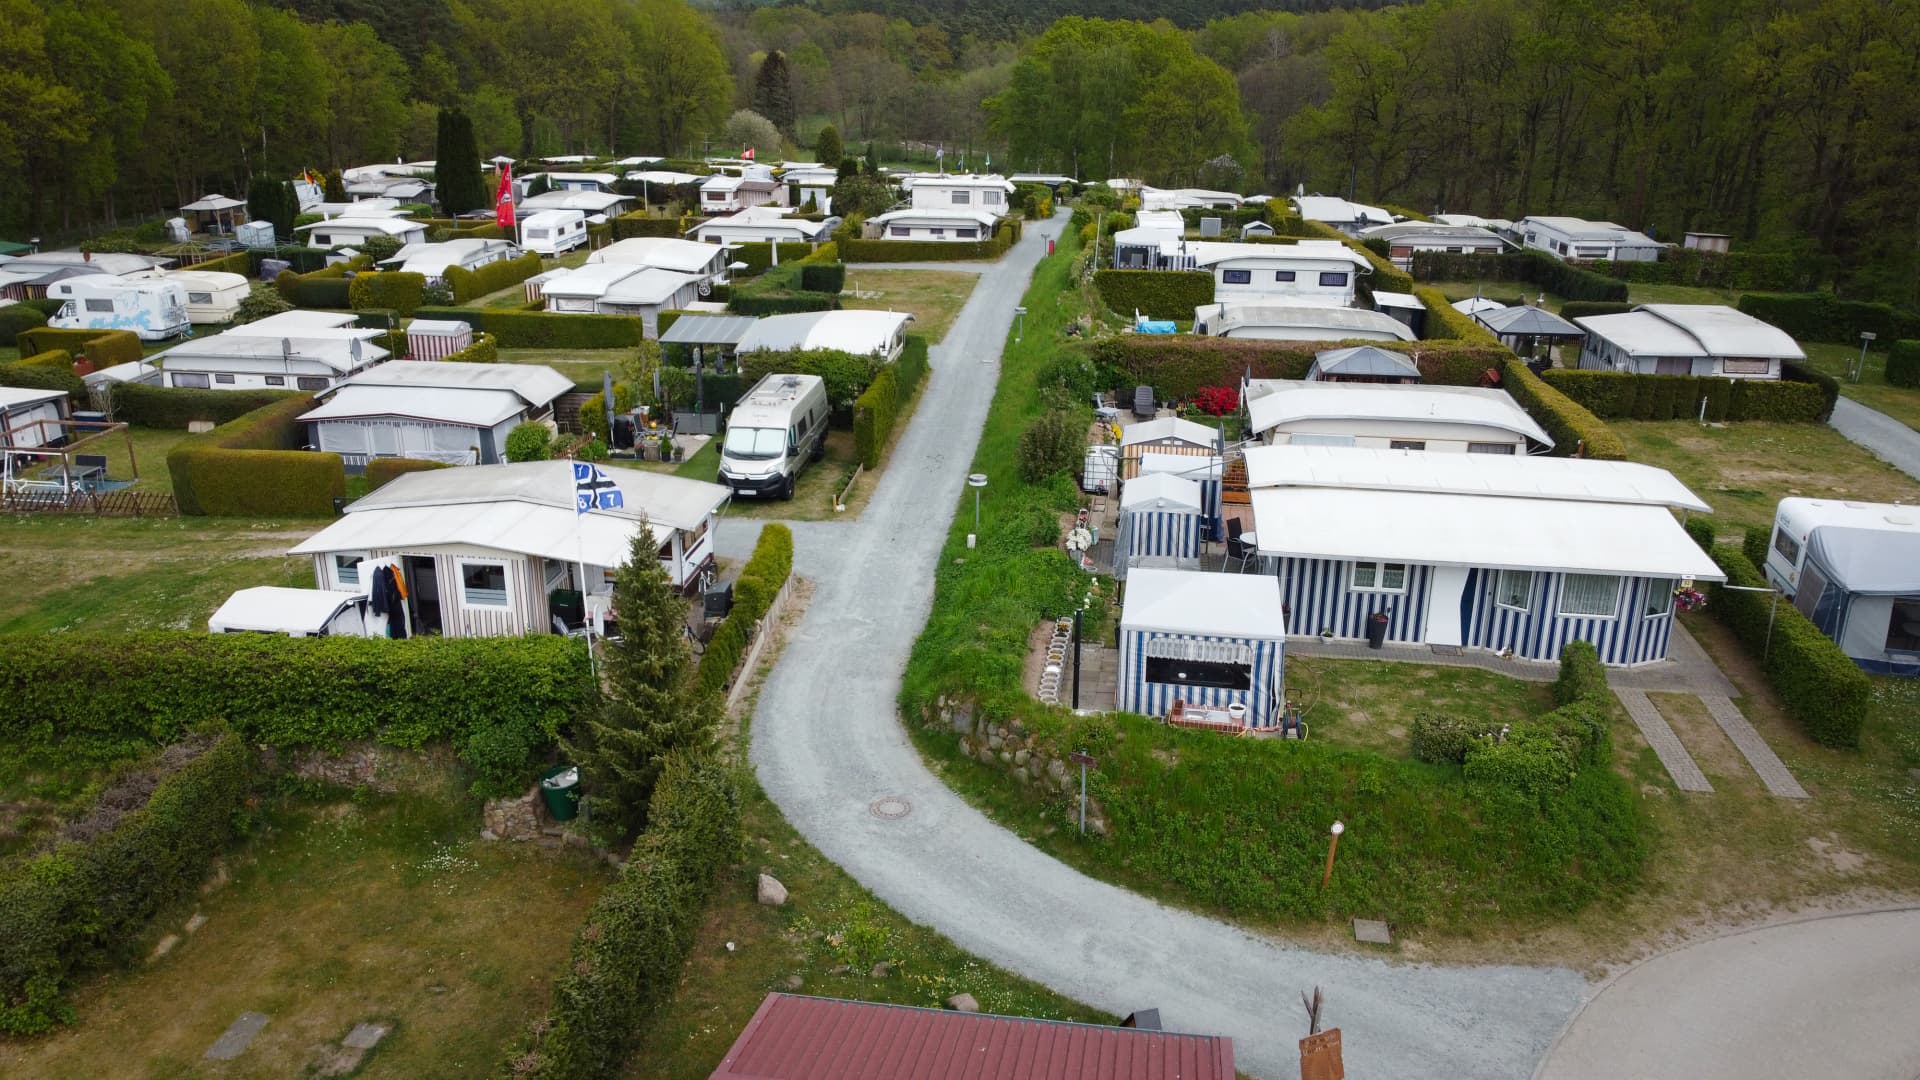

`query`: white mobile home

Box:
[1575,304,1804,380]
[733,310,913,368]
[288,461,731,636]
[518,210,588,256]
[1518,216,1662,262]
[906,174,1013,218]
[295,216,429,249]
[146,270,250,324]
[1118,568,1288,726]
[516,172,619,197]
[518,190,630,221]
[1191,241,1373,306]
[588,237,732,284]
[302,361,572,469]
[686,206,833,246]
[1243,380,1551,453]
[1289,196,1393,236]
[154,318,388,391]
[868,208,999,242]
[209,586,371,638]
[384,238,518,282]
[0,386,71,449]
[1193,304,1415,343]
[1247,445,1724,666]
[699,170,784,214]
[1763,497,1920,675]
[47,274,189,341]
[1358,222,1511,270]
[541,264,704,337]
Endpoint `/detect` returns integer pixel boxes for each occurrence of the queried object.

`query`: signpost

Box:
[1069,751,1096,833]
[1014,305,1027,342]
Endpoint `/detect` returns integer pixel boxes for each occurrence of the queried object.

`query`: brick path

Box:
[1700,694,1810,798]
[1614,688,1715,793]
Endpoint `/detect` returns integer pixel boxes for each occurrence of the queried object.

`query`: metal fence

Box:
[1,488,178,516]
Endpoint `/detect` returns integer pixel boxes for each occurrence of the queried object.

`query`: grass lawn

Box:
[714,429,875,522]
[1611,420,1920,538]
[0,774,607,1079]
[1424,279,1743,312]
[1285,657,1554,757]
[0,515,316,634]
[0,742,140,862]
[840,269,980,344]
[43,426,193,494]
[496,346,633,388]
[1796,341,1920,432]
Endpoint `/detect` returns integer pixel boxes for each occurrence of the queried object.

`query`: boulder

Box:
[481,789,543,842]
[757,873,789,907]
[947,993,980,1013]
[1013,749,1030,767]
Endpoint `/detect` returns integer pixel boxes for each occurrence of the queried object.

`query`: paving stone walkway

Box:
[205,1012,269,1061]
[1614,688,1714,793]
[1700,694,1810,798]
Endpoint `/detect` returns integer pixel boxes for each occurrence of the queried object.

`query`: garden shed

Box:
[1119,567,1288,726]
[1113,471,1205,579]
[406,320,474,361]
[1134,451,1224,541]
[1119,415,1220,478]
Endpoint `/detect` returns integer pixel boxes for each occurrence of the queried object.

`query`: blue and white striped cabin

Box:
[1114,471,1205,579]
[1136,452,1224,542]
[1118,568,1288,725]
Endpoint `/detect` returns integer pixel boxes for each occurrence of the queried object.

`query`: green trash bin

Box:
[540,765,581,821]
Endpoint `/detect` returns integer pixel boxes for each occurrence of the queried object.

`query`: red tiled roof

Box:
[709,994,1236,1080]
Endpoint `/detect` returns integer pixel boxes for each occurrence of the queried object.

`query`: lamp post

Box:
[1321,821,1345,889]
[967,472,988,533]
[1855,330,1877,383]
[1014,305,1027,342]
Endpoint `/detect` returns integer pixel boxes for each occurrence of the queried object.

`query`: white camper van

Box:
[519,210,588,256]
[48,273,190,341]
[208,585,373,637]
[1763,497,1920,675]
[142,269,249,324]
[718,373,829,499]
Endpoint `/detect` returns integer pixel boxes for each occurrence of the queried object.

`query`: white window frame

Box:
[951,190,971,205]
[172,372,210,389]
[85,298,115,312]
[188,291,213,304]
[1772,528,1800,565]
[1495,570,1533,612]
[1558,574,1621,618]
[1467,442,1515,454]
[1318,271,1349,287]
[1350,561,1408,593]
[296,376,329,391]
[1643,577,1676,618]
[459,560,511,608]
[334,553,366,588]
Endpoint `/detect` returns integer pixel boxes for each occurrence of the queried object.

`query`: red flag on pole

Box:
[742,147,754,161]
[495,164,516,229]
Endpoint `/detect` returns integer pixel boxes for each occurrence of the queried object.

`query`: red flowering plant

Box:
[1193,384,1239,416]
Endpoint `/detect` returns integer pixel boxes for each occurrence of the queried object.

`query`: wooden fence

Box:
[725,576,795,713]
[1,488,178,516]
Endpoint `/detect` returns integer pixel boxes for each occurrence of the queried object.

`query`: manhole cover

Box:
[869,796,912,820]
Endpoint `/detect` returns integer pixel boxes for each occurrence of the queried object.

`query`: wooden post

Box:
[1320,821,1345,889]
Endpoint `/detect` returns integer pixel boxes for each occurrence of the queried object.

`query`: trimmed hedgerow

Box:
[1737,292,1920,345]
[0,633,590,766]
[0,729,250,1035]
[443,252,543,305]
[843,227,1012,263]
[1559,300,1635,321]
[0,361,84,400]
[11,349,74,374]
[798,262,846,294]
[111,383,298,429]
[1889,340,1920,389]
[609,213,682,240]
[1704,545,1871,749]
[1411,250,1630,302]
[165,394,345,516]
[0,302,49,341]
[16,328,142,368]
[1540,369,1827,423]
[410,307,645,348]
[1415,286,1503,345]
[347,270,427,316]
[500,752,739,1079]
[1592,249,1806,291]
[726,291,840,316]
[1087,335,1510,400]
[1499,357,1627,460]
[1740,524,1771,570]
[694,524,794,698]
[1092,270,1215,320]
[365,456,453,490]
[852,367,900,468]
[1782,360,1839,422]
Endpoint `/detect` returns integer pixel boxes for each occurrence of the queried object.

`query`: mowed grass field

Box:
[840,269,979,344]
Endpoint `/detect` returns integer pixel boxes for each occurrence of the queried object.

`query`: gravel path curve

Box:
[1829,396,1920,482]
[735,213,1588,1079]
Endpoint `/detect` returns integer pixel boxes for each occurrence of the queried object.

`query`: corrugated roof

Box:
[1637,304,1804,359]
[1188,240,1371,271]
[710,994,1235,1080]
[1359,223,1506,246]
[660,314,758,346]
[519,190,628,213]
[1198,305,1417,342]
[1121,416,1220,450]
[1244,380,1551,446]
[1252,488,1726,581]
[300,385,528,427]
[1243,444,1709,510]
[1309,346,1422,379]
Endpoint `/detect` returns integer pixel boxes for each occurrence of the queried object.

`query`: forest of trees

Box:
[1,0,1914,302]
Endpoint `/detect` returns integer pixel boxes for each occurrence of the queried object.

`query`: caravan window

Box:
[297,376,328,391]
[1222,270,1252,284]
[1274,271,1296,282]
[983,191,1002,205]
[265,375,285,386]
[1495,570,1532,612]
[1467,442,1515,454]
[951,190,972,205]
[1559,574,1620,617]
[1723,358,1770,375]
[1772,528,1800,565]
[189,291,213,304]
[1144,656,1251,691]
[215,374,235,384]
[460,562,509,607]
[334,555,363,587]
[527,229,548,240]
[1644,578,1676,617]
[173,373,211,389]
[1351,561,1407,592]
[891,226,911,237]
[1319,272,1349,287]
[85,299,114,312]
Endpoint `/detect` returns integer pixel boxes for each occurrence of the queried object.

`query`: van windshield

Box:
[724,426,786,460]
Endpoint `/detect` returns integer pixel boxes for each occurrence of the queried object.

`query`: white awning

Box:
[1242,444,1711,511]
[209,586,363,634]
[1121,567,1288,639]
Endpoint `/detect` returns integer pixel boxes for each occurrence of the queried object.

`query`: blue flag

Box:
[573,462,623,515]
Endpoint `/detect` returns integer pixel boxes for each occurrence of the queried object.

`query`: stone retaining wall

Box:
[927,695,1109,836]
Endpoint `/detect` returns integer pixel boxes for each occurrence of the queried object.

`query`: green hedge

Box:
[15,327,143,368]
[794,241,840,265]
[0,361,84,400]
[695,524,795,698]
[12,348,74,373]
[1091,270,1214,320]
[843,229,1011,263]
[348,271,426,316]
[274,255,371,309]
[1783,359,1840,422]
[725,290,840,316]
[166,394,345,516]
[111,383,299,429]
[609,213,683,240]
[500,752,739,1079]
[1415,286,1503,345]
[1087,335,1513,400]
[1559,300,1635,321]
[727,242,818,276]
[439,332,499,364]
[1539,369,1828,423]
[1889,340,1920,389]
[1593,248,1807,291]
[1410,250,1630,302]
[0,729,250,1034]
[852,367,901,468]
[444,253,544,305]
[410,307,644,348]
[1499,358,1627,459]
[798,263,846,294]
[0,302,49,340]
[1740,524,1770,570]
[1736,292,1920,345]
[1705,545,1871,749]
[0,633,590,768]
[365,457,453,490]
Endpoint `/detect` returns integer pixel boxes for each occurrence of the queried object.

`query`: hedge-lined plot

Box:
[695,524,794,697]
[164,394,345,516]
[851,335,930,467]
[1091,270,1213,320]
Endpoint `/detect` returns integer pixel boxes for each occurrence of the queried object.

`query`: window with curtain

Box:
[1223,270,1252,284]
[1467,442,1515,454]
[1559,574,1620,617]
[1644,578,1675,617]
[1352,561,1408,592]
[1318,271,1349,286]
[1496,570,1532,611]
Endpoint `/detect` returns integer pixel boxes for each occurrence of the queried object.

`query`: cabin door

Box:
[1423,565,1470,647]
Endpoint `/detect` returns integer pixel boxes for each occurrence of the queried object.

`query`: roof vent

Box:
[1886,514,1914,526]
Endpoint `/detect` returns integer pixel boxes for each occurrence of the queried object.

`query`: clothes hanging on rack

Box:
[365,564,411,639]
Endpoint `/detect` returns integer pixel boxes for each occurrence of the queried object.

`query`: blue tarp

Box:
[1136,320,1177,334]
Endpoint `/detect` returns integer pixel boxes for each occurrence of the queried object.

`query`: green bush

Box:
[439,332,499,364]
[1409,712,1495,765]
[1553,640,1608,708]
[1499,358,1627,459]
[738,347,883,409]
[501,752,739,1079]
[798,263,846,294]
[234,282,294,325]
[0,362,84,400]
[347,271,426,316]
[1464,724,1576,805]
[409,308,644,349]
[1415,286,1503,345]
[1558,301,1635,321]
[1091,270,1215,320]
[695,525,794,697]
[851,367,899,469]
[1741,526,1771,572]
[843,232,1011,263]
[1410,250,1629,302]
[0,729,250,1034]
[165,395,345,516]
[1087,335,1511,401]
[726,290,841,317]
[0,633,590,765]
[15,327,142,368]
[1017,405,1083,484]
[365,456,454,490]
[1888,340,1920,389]
[1705,546,1871,749]
[1684,516,1717,554]
[0,302,49,340]
[1736,292,1920,345]
[1540,369,1827,423]
[443,252,544,305]
[111,383,298,429]
[505,421,554,462]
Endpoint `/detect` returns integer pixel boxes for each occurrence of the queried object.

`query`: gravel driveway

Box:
[734,212,1588,1079]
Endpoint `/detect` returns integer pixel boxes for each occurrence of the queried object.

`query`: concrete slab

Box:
[343,1022,390,1050]
[1700,694,1809,798]
[184,914,207,934]
[204,1011,269,1060]
[150,934,181,960]
[1353,919,1393,945]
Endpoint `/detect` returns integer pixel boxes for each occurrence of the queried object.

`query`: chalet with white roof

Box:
[301,361,573,468]
[1575,304,1804,379]
[1518,216,1663,261]
[906,174,1014,218]
[295,216,429,248]
[700,166,785,214]
[539,263,704,336]
[686,207,833,246]
[1290,196,1393,236]
[587,237,732,283]
[1242,379,1550,453]
[734,310,913,367]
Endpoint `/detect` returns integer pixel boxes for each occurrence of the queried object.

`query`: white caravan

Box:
[718,373,829,500]
[519,210,588,256]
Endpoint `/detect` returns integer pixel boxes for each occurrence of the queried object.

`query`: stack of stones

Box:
[938,700,1108,836]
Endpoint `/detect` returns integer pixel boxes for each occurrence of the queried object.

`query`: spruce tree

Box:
[815,125,842,171]
[563,523,719,840]
[436,109,486,215]
[750,50,796,135]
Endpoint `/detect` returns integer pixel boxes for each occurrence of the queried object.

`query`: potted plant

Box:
[1318,626,1334,643]
[658,434,676,462]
